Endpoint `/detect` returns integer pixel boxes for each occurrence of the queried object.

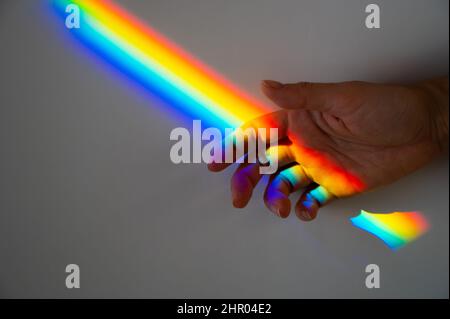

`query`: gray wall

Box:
[0,0,448,298]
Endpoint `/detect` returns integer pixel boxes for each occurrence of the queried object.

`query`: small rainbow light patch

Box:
[350,210,430,250]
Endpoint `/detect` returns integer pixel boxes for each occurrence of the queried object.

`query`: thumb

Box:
[261,80,342,112]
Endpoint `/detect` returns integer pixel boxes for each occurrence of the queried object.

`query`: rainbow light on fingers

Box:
[350,210,430,250]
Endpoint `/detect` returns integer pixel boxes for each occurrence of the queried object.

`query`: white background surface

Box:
[0,0,448,297]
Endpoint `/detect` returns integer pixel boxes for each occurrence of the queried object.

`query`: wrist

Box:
[417,77,449,152]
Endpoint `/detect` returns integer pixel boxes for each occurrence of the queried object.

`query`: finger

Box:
[208,134,293,174]
[264,144,296,169]
[295,185,335,221]
[264,164,311,218]
[231,162,262,208]
[240,110,288,139]
[261,80,348,112]
[230,143,297,209]
[207,134,235,172]
[279,164,312,191]
[208,111,288,172]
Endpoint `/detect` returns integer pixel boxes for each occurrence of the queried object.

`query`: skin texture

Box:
[208,77,449,221]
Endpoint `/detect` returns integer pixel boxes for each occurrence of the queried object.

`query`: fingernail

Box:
[269,204,280,217]
[233,200,246,209]
[300,209,312,221]
[262,80,283,89]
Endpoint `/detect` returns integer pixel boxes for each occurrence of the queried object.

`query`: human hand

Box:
[208,77,449,221]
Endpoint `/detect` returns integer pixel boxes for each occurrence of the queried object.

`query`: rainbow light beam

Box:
[350,210,430,250]
[52,0,270,130]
